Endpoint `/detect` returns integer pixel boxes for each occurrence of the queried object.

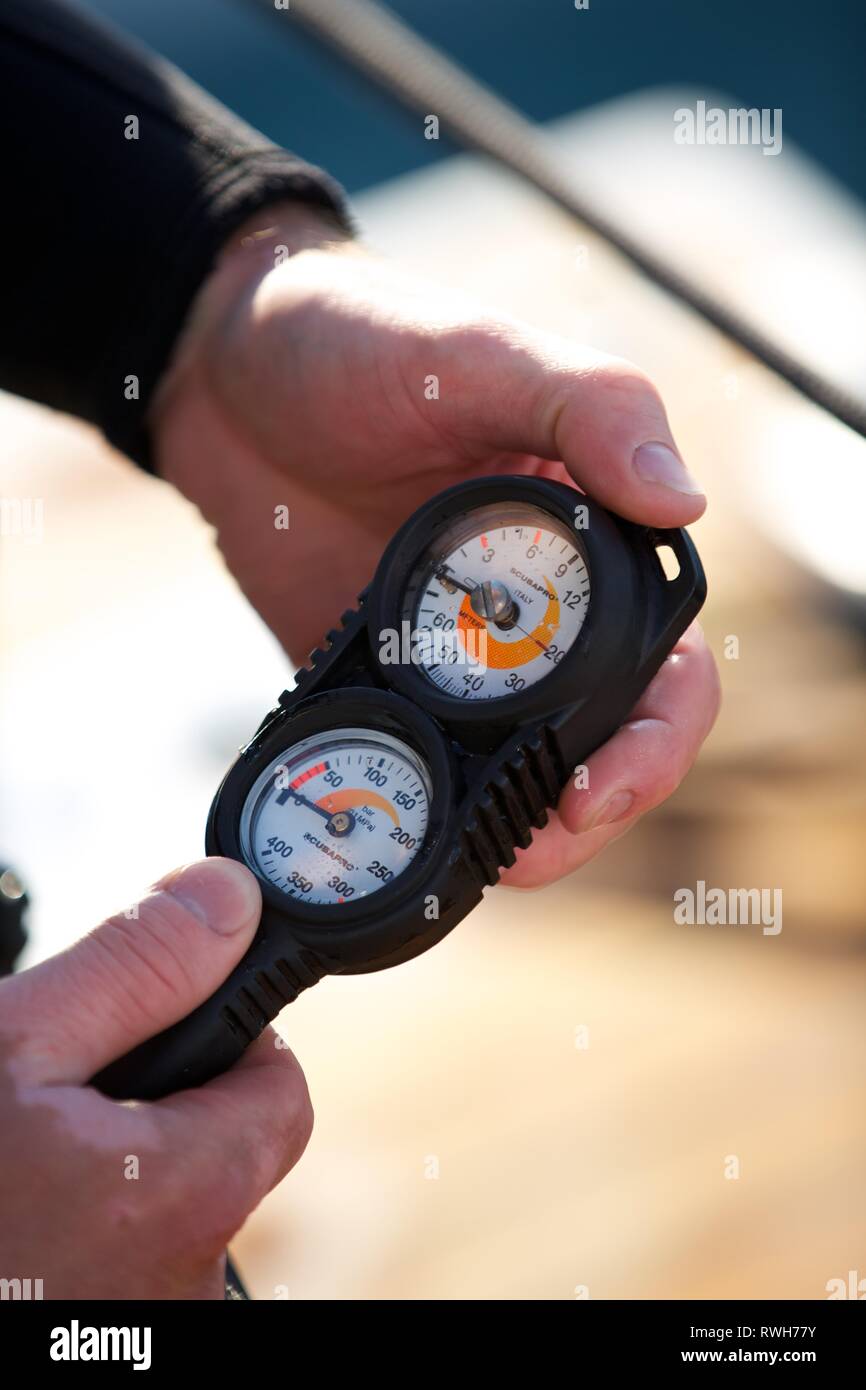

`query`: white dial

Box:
[239,728,431,906]
[405,502,590,700]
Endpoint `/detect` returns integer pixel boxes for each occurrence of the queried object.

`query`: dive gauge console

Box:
[95,475,706,1100]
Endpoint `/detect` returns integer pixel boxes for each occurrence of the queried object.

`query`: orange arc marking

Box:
[456,578,560,670]
[315,787,399,825]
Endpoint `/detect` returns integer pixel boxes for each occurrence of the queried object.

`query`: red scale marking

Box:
[533,529,542,544]
[480,534,489,549]
[289,760,327,789]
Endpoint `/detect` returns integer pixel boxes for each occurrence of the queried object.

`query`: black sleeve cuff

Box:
[99,149,353,473]
[0,0,354,471]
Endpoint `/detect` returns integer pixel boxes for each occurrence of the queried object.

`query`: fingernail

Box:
[633,442,704,496]
[161,859,260,936]
[585,790,635,831]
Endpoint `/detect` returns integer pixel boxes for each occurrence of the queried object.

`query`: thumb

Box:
[438,326,706,527]
[0,858,261,1087]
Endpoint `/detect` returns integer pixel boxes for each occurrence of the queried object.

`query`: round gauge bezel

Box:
[237,726,433,908]
[207,689,456,939]
[366,475,639,728]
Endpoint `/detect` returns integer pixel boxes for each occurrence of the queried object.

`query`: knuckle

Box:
[103,1160,191,1246]
[540,351,671,456]
[623,721,687,808]
[191,1167,257,1256]
[143,1130,256,1258]
[441,315,537,372]
[188,1063,314,1232]
[589,356,666,416]
[250,1059,315,1178]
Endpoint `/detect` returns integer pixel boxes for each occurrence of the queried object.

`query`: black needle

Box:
[436,564,525,631]
[285,788,356,838]
[282,788,331,822]
[434,564,477,596]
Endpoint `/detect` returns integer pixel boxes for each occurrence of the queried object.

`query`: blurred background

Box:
[2,0,865,1299]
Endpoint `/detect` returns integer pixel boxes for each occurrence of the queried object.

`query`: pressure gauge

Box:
[238,728,431,906]
[402,501,590,699]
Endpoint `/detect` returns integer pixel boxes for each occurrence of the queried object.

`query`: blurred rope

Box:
[248,0,866,442]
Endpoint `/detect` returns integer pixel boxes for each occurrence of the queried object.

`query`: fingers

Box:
[154,1029,314,1247]
[501,623,720,889]
[35,1030,315,1281]
[499,807,643,890]
[1,859,262,1086]
[560,622,720,833]
[441,322,705,527]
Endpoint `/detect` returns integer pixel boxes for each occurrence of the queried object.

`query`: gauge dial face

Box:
[239,728,431,907]
[403,501,590,700]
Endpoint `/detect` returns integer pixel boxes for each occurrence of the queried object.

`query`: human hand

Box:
[151,205,720,887]
[0,859,310,1299]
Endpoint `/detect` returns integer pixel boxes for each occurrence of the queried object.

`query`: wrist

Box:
[149,201,354,481]
[217,198,353,268]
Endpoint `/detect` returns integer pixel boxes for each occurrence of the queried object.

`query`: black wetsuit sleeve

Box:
[0,0,352,470]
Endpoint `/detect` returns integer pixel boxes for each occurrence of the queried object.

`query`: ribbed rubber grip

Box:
[92,929,325,1101]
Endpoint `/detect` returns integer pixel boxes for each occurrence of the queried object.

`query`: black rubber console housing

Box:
[94,476,706,1101]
